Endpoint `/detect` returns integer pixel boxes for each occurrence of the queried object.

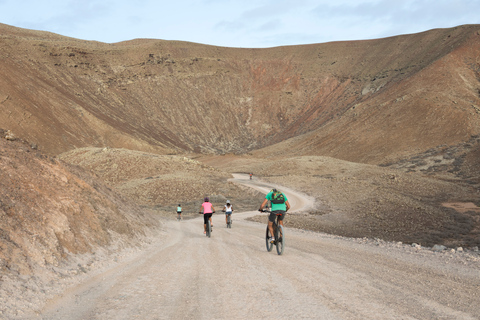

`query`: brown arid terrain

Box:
[1,23,480,160]
[199,149,480,248]
[1,22,480,318]
[0,132,161,317]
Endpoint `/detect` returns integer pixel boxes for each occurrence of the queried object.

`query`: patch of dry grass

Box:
[59,148,265,219]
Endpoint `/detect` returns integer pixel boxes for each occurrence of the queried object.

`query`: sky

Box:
[0,0,479,48]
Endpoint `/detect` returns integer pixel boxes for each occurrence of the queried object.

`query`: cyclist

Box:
[176,204,182,220]
[222,200,233,226]
[199,197,215,234]
[249,173,253,180]
[259,188,290,243]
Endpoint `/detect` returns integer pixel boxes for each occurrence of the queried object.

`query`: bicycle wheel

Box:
[275,224,284,255]
[265,226,273,252]
[206,220,211,238]
[227,215,231,228]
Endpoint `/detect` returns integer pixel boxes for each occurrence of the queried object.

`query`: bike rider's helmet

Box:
[272,188,278,193]
[204,197,209,202]
[226,200,230,204]
[178,204,181,206]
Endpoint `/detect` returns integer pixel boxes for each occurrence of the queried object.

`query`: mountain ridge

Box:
[1,23,479,163]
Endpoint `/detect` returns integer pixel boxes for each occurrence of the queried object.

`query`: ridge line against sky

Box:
[1,0,479,48]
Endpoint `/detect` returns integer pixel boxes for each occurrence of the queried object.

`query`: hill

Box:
[1,23,479,163]
[1,23,480,316]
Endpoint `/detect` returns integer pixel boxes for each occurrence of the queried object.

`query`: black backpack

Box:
[271,191,285,204]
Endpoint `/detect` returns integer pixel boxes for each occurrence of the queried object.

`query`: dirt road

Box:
[29,175,479,319]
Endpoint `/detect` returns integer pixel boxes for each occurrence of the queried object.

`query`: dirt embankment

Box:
[0,134,160,316]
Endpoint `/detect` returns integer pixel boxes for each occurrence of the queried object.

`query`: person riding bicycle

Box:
[176,204,182,220]
[259,188,290,243]
[249,173,253,180]
[222,200,233,226]
[199,197,215,234]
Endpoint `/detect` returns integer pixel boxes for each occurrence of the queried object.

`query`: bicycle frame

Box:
[263,210,285,255]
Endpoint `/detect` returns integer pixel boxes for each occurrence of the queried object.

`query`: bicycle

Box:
[177,205,182,221]
[199,211,214,238]
[226,213,232,228]
[223,201,233,228]
[206,218,212,237]
[260,209,284,255]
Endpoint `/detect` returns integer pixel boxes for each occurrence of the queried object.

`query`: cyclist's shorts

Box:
[268,210,285,223]
[203,213,213,224]
[225,211,232,215]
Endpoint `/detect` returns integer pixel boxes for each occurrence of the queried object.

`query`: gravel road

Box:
[28,175,480,320]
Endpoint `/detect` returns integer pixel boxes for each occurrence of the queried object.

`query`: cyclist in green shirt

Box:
[259,189,290,243]
[176,204,182,220]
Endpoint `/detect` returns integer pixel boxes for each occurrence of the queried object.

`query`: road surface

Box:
[31,175,480,319]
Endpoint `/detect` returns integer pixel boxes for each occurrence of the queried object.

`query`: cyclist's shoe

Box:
[270,237,275,244]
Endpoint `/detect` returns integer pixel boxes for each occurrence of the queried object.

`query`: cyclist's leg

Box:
[268,212,276,240]
[277,212,285,239]
[268,221,274,238]
[203,214,208,232]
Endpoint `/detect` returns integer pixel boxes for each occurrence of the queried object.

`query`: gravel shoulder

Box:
[21,176,480,320]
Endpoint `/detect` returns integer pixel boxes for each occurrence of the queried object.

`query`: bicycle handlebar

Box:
[259,209,287,215]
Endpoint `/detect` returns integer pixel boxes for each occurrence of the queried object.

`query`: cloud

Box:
[256,19,283,32]
[214,20,246,33]
[311,0,480,41]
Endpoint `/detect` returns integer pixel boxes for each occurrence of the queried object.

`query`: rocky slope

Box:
[1,23,479,163]
[0,132,161,312]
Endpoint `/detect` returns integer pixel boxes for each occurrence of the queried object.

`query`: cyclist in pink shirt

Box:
[199,197,215,234]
